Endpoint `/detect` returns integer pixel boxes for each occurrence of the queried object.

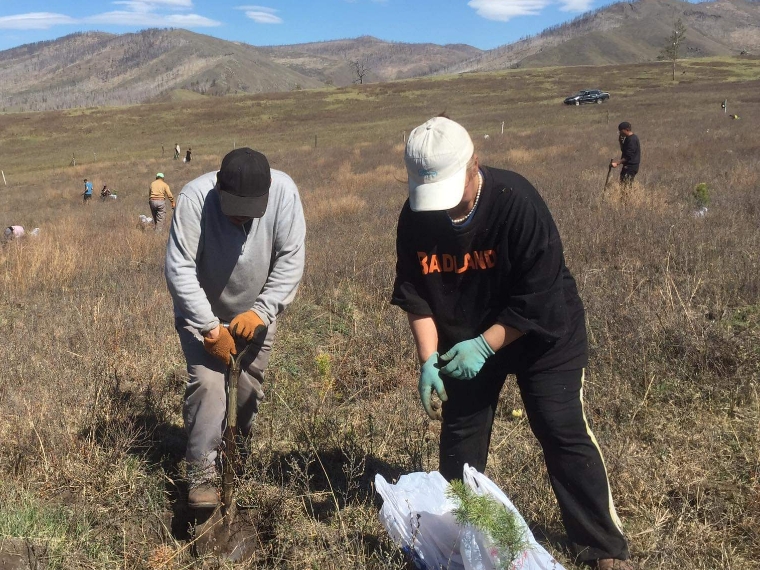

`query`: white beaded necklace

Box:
[449,170,483,225]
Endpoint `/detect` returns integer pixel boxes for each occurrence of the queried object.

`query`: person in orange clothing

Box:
[149,173,175,230]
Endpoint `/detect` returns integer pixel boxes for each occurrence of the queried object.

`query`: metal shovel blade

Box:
[192,506,259,563]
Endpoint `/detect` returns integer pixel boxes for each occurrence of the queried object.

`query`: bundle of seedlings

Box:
[447,480,530,569]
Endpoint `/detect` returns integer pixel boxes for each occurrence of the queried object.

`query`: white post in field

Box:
[1,171,6,186]
[501,122,504,135]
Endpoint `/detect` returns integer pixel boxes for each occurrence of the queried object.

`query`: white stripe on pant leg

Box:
[579,369,624,533]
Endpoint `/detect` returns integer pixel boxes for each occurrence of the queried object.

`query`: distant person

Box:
[3,226,25,241]
[149,173,175,230]
[175,143,181,160]
[185,148,192,162]
[611,122,640,186]
[165,147,305,510]
[100,185,112,199]
[83,179,93,203]
[392,116,632,570]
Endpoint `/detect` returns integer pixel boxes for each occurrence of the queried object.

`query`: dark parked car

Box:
[564,89,610,105]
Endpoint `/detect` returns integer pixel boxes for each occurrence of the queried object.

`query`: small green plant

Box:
[315,352,335,401]
[447,480,529,569]
[315,352,332,380]
[693,183,710,209]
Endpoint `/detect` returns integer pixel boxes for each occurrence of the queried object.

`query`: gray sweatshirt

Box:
[165,169,306,334]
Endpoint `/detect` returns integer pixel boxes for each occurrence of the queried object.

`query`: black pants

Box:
[620,166,638,185]
[439,366,629,562]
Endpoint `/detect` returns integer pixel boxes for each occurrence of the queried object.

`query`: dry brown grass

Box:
[0,59,758,569]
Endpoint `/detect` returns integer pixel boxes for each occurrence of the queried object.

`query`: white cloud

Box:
[165,14,221,26]
[468,0,551,21]
[0,1,220,31]
[244,11,283,24]
[94,0,219,26]
[558,0,593,11]
[85,10,219,27]
[235,5,283,24]
[113,0,195,9]
[0,12,77,30]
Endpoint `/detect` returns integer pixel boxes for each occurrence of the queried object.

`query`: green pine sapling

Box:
[447,480,529,569]
[693,183,710,209]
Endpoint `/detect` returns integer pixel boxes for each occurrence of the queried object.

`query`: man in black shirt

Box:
[611,121,640,185]
[392,116,632,570]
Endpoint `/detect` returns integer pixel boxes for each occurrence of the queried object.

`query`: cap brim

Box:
[219,190,269,218]
[408,163,467,212]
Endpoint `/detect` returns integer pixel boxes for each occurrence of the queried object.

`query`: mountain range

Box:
[440,0,760,73]
[0,0,757,111]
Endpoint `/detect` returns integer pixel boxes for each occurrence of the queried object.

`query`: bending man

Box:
[165,147,305,509]
[149,173,175,229]
[392,116,631,570]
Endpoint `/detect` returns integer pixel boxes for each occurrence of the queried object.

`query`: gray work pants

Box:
[176,319,275,484]
[149,199,166,229]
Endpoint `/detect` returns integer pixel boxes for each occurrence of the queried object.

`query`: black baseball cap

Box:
[618,121,631,131]
[217,148,271,218]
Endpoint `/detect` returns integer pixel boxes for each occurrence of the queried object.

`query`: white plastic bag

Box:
[376,470,463,569]
[461,466,563,570]
[375,465,564,570]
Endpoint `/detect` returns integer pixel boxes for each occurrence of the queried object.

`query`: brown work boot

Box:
[188,483,219,509]
[596,559,635,570]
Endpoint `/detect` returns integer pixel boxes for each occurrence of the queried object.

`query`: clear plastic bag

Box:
[375,465,564,570]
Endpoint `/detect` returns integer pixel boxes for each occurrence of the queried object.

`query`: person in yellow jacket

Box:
[149,173,175,230]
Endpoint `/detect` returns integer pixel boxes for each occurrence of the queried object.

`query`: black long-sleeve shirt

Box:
[391,166,588,373]
[619,134,641,167]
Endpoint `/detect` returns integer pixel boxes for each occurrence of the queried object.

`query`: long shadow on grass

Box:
[261,448,405,520]
[80,373,192,541]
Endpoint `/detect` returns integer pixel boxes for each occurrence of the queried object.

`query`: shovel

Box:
[192,332,259,562]
[603,159,614,194]
[221,333,257,522]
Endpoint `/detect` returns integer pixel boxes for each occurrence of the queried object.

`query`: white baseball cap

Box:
[404,117,474,212]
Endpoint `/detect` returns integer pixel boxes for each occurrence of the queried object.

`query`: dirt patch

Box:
[192,506,260,563]
[0,538,38,570]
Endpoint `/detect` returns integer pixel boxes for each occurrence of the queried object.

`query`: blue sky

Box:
[0,0,621,51]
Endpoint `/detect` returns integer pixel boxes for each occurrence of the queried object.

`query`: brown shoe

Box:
[596,559,635,570]
[188,483,219,509]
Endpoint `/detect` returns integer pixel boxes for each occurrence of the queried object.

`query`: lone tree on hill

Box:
[349,58,371,85]
[662,19,687,81]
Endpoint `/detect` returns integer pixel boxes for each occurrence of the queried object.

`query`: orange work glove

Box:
[203,326,237,365]
[229,310,266,341]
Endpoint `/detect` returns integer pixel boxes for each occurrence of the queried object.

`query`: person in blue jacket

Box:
[83,179,93,204]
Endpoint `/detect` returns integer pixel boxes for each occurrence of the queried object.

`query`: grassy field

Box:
[0,58,758,569]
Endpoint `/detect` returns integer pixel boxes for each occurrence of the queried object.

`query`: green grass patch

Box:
[323,91,377,102]
[0,487,115,568]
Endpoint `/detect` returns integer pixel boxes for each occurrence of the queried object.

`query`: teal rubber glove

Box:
[419,353,448,421]
[440,335,495,380]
